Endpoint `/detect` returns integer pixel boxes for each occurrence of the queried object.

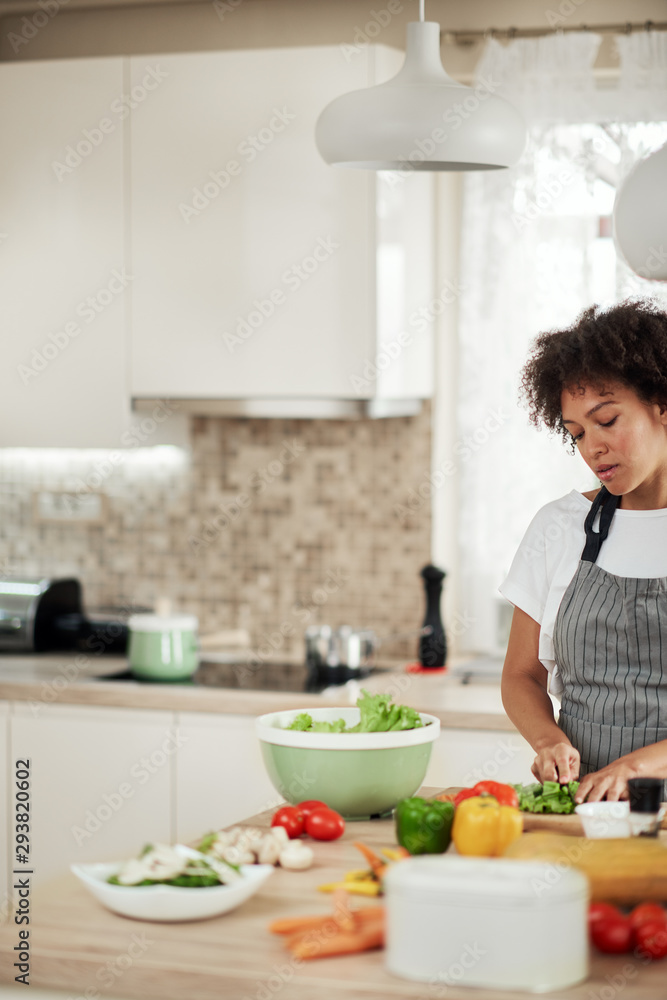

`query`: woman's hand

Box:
[531,742,580,784]
[575,756,644,803]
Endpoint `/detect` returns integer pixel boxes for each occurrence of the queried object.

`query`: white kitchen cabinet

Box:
[0,59,131,447]
[130,47,434,403]
[9,703,174,886]
[175,712,279,844]
[424,727,536,790]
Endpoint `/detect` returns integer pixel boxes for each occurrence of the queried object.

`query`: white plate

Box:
[71,846,273,922]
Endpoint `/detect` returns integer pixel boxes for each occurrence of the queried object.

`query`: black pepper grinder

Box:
[419,564,447,668]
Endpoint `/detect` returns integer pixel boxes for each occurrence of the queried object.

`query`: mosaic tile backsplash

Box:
[0,406,432,664]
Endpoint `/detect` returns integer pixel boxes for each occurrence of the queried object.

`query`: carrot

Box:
[332,887,355,932]
[286,922,384,960]
[269,914,341,936]
[269,906,384,935]
[352,841,387,879]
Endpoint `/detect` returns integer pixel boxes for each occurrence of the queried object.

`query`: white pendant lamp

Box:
[315,8,526,171]
[614,142,667,282]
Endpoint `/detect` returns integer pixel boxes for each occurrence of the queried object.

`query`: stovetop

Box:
[96,659,389,693]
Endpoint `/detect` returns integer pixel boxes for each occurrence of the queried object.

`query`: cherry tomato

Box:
[629,902,667,932]
[296,800,329,819]
[589,902,624,927]
[635,920,667,960]
[590,913,633,954]
[304,807,345,841]
[271,805,304,839]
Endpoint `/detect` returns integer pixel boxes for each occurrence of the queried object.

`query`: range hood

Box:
[133,398,424,420]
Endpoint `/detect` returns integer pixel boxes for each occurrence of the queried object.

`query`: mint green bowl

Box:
[255,707,440,820]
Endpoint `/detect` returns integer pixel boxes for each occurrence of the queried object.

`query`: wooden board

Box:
[435,788,667,836]
[505,832,667,903]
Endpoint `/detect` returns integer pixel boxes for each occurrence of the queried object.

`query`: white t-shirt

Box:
[499,490,667,695]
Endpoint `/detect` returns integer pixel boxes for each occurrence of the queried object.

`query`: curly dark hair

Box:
[520,299,667,448]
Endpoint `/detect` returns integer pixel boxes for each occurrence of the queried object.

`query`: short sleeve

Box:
[499,492,588,697]
[499,509,552,626]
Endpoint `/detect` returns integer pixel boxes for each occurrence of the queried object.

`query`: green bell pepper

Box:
[395,797,455,855]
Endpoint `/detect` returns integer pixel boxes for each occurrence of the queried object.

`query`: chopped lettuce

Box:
[513,780,580,814]
[285,689,426,733]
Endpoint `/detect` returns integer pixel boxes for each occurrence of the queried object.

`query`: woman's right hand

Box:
[531,743,581,784]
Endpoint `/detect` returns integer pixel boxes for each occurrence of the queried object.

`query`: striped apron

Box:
[553,486,667,780]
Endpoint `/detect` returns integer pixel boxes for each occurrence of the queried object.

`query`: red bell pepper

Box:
[453,781,519,809]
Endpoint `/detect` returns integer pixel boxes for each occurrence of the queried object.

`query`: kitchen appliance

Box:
[304,625,376,690]
[385,856,588,992]
[127,614,199,682]
[304,624,432,691]
[0,577,132,654]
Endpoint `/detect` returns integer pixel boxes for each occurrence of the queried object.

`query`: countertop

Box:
[2,793,666,1000]
[0,653,519,731]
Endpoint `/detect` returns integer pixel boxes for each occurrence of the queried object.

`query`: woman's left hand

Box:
[574,756,643,803]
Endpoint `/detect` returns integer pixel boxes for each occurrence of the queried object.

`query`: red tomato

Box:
[472,781,519,808]
[635,920,667,961]
[590,913,633,954]
[296,800,329,818]
[589,902,624,927]
[271,805,304,839]
[304,808,345,841]
[629,903,667,932]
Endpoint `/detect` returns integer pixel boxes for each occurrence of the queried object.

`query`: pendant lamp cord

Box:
[419,0,425,21]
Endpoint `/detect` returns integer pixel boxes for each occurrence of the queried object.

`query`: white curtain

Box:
[455,31,667,654]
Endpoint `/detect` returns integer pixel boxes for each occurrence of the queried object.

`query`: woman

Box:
[500,299,667,802]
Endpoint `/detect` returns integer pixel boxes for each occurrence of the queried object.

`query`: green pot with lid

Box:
[128,614,199,681]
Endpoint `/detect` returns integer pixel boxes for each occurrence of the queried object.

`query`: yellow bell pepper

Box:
[452,795,523,857]
[317,880,380,896]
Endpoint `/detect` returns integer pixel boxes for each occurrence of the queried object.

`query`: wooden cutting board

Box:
[505,832,667,903]
[434,788,667,836]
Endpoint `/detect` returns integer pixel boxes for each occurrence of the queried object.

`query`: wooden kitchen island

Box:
[3,800,667,1000]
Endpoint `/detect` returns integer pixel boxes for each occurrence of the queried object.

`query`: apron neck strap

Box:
[582,486,620,562]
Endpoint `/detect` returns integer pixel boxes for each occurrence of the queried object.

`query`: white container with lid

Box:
[384,856,589,993]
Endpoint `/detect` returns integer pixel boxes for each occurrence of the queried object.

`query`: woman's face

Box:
[561,382,667,503]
